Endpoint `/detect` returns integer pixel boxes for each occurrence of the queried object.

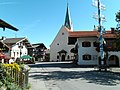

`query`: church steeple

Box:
[64,4,73,31]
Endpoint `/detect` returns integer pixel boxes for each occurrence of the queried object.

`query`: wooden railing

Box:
[2,64,29,90]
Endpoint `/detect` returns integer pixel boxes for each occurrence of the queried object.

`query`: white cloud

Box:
[0,2,17,5]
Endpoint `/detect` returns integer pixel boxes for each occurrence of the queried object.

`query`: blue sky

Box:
[0,0,119,48]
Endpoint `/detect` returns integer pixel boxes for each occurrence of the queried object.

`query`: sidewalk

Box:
[111,67,120,73]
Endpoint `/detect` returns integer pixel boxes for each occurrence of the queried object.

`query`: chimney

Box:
[1,36,6,40]
[111,27,115,34]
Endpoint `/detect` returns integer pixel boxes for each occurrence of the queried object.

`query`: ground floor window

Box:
[83,54,91,60]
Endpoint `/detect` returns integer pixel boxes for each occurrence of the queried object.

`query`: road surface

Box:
[28,62,120,90]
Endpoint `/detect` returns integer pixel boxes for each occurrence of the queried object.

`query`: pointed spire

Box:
[64,3,73,31]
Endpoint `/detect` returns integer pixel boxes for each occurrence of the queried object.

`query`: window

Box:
[83,54,91,60]
[82,41,91,47]
[92,55,97,60]
[14,52,15,57]
[68,37,77,45]
[20,52,22,56]
[62,33,64,35]
[17,52,19,56]
[67,55,70,59]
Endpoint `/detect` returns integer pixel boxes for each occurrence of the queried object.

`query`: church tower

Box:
[50,3,75,62]
[64,4,73,31]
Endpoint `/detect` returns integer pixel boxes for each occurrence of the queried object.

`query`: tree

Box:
[114,10,120,50]
[116,10,120,22]
[116,10,120,30]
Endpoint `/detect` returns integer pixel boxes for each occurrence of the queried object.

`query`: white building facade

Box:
[2,37,31,60]
[11,43,28,59]
[77,37,98,65]
[76,31,120,67]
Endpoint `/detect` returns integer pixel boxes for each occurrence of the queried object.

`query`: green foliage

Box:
[6,82,21,90]
[0,64,21,90]
[116,10,120,22]
[114,10,120,50]
[0,80,4,88]
[116,10,120,30]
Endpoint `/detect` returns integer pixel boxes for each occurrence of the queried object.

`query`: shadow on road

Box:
[29,62,120,86]
[29,62,75,68]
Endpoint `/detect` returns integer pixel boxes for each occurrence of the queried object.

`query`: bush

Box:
[0,63,21,90]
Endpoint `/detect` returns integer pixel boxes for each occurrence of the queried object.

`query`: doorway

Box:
[62,55,65,61]
[109,55,119,67]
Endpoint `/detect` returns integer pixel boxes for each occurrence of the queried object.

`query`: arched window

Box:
[109,55,118,61]
[82,41,91,47]
[83,54,91,60]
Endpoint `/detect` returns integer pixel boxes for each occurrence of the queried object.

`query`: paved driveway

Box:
[28,62,120,90]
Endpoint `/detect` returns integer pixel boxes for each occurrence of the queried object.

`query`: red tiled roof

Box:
[69,30,116,38]
[103,33,116,38]
[69,31,98,37]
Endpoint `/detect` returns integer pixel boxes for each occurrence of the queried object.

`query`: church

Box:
[50,5,75,62]
[50,5,120,67]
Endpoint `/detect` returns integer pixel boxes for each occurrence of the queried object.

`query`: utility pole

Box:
[92,0,106,71]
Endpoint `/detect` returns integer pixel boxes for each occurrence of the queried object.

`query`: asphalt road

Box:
[28,62,120,90]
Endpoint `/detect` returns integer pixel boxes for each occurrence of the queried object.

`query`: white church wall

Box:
[50,26,74,61]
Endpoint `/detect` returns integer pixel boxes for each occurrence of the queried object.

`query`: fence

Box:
[2,64,29,90]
